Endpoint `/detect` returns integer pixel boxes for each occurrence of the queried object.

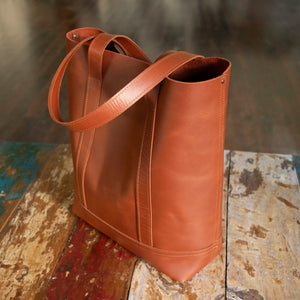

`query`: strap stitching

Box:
[70,53,200,131]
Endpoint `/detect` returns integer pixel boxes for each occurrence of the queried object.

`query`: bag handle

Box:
[48,32,202,132]
[75,32,152,123]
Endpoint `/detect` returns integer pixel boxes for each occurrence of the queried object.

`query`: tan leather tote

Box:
[48,27,231,282]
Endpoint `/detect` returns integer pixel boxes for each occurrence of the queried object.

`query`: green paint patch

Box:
[0,142,55,215]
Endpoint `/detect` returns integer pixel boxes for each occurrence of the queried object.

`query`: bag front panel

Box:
[68,48,150,240]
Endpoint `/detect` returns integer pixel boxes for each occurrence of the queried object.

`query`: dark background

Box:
[0,0,299,154]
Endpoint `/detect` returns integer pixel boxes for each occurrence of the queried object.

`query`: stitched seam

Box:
[136,92,157,246]
[148,90,159,247]
[83,77,103,210]
[215,77,226,240]
[78,80,92,208]
[142,97,154,246]
[71,46,90,208]
[136,102,149,242]
[75,133,84,205]
[142,104,151,245]
[143,95,156,247]
[77,203,222,256]
[81,131,95,210]
[216,82,222,241]
[75,74,91,208]
[215,80,223,241]
[148,109,154,247]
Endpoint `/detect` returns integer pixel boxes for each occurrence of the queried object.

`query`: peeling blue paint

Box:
[0,142,55,215]
[293,155,300,184]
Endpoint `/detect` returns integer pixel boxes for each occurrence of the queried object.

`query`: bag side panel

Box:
[151,60,230,251]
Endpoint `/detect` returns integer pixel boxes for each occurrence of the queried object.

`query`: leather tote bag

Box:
[48,27,231,282]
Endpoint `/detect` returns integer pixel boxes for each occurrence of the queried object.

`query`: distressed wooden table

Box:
[0,142,299,299]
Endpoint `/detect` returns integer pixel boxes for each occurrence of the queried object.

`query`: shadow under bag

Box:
[48,27,231,282]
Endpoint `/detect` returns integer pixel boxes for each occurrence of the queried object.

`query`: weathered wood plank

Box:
[128,151,230,299]
[0,142,55,232]
[46,220,137,300]
[0,145,76,299]
[227,152,300,299]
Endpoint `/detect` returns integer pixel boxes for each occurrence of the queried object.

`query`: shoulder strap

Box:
[48,33,201,132]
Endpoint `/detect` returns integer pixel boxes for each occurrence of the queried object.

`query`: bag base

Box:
[73,201,222,283]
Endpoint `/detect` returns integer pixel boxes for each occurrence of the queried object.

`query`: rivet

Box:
[221,78,225,84]
[73,33,78,39]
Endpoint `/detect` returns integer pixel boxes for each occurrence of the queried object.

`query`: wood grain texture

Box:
[46,220,137,300]
[127,151,230,299]
[0,145,76,299]
[0,142,55,232]
[227,151,300,299]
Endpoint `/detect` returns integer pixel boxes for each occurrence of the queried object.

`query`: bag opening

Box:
[169,57,230,83]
